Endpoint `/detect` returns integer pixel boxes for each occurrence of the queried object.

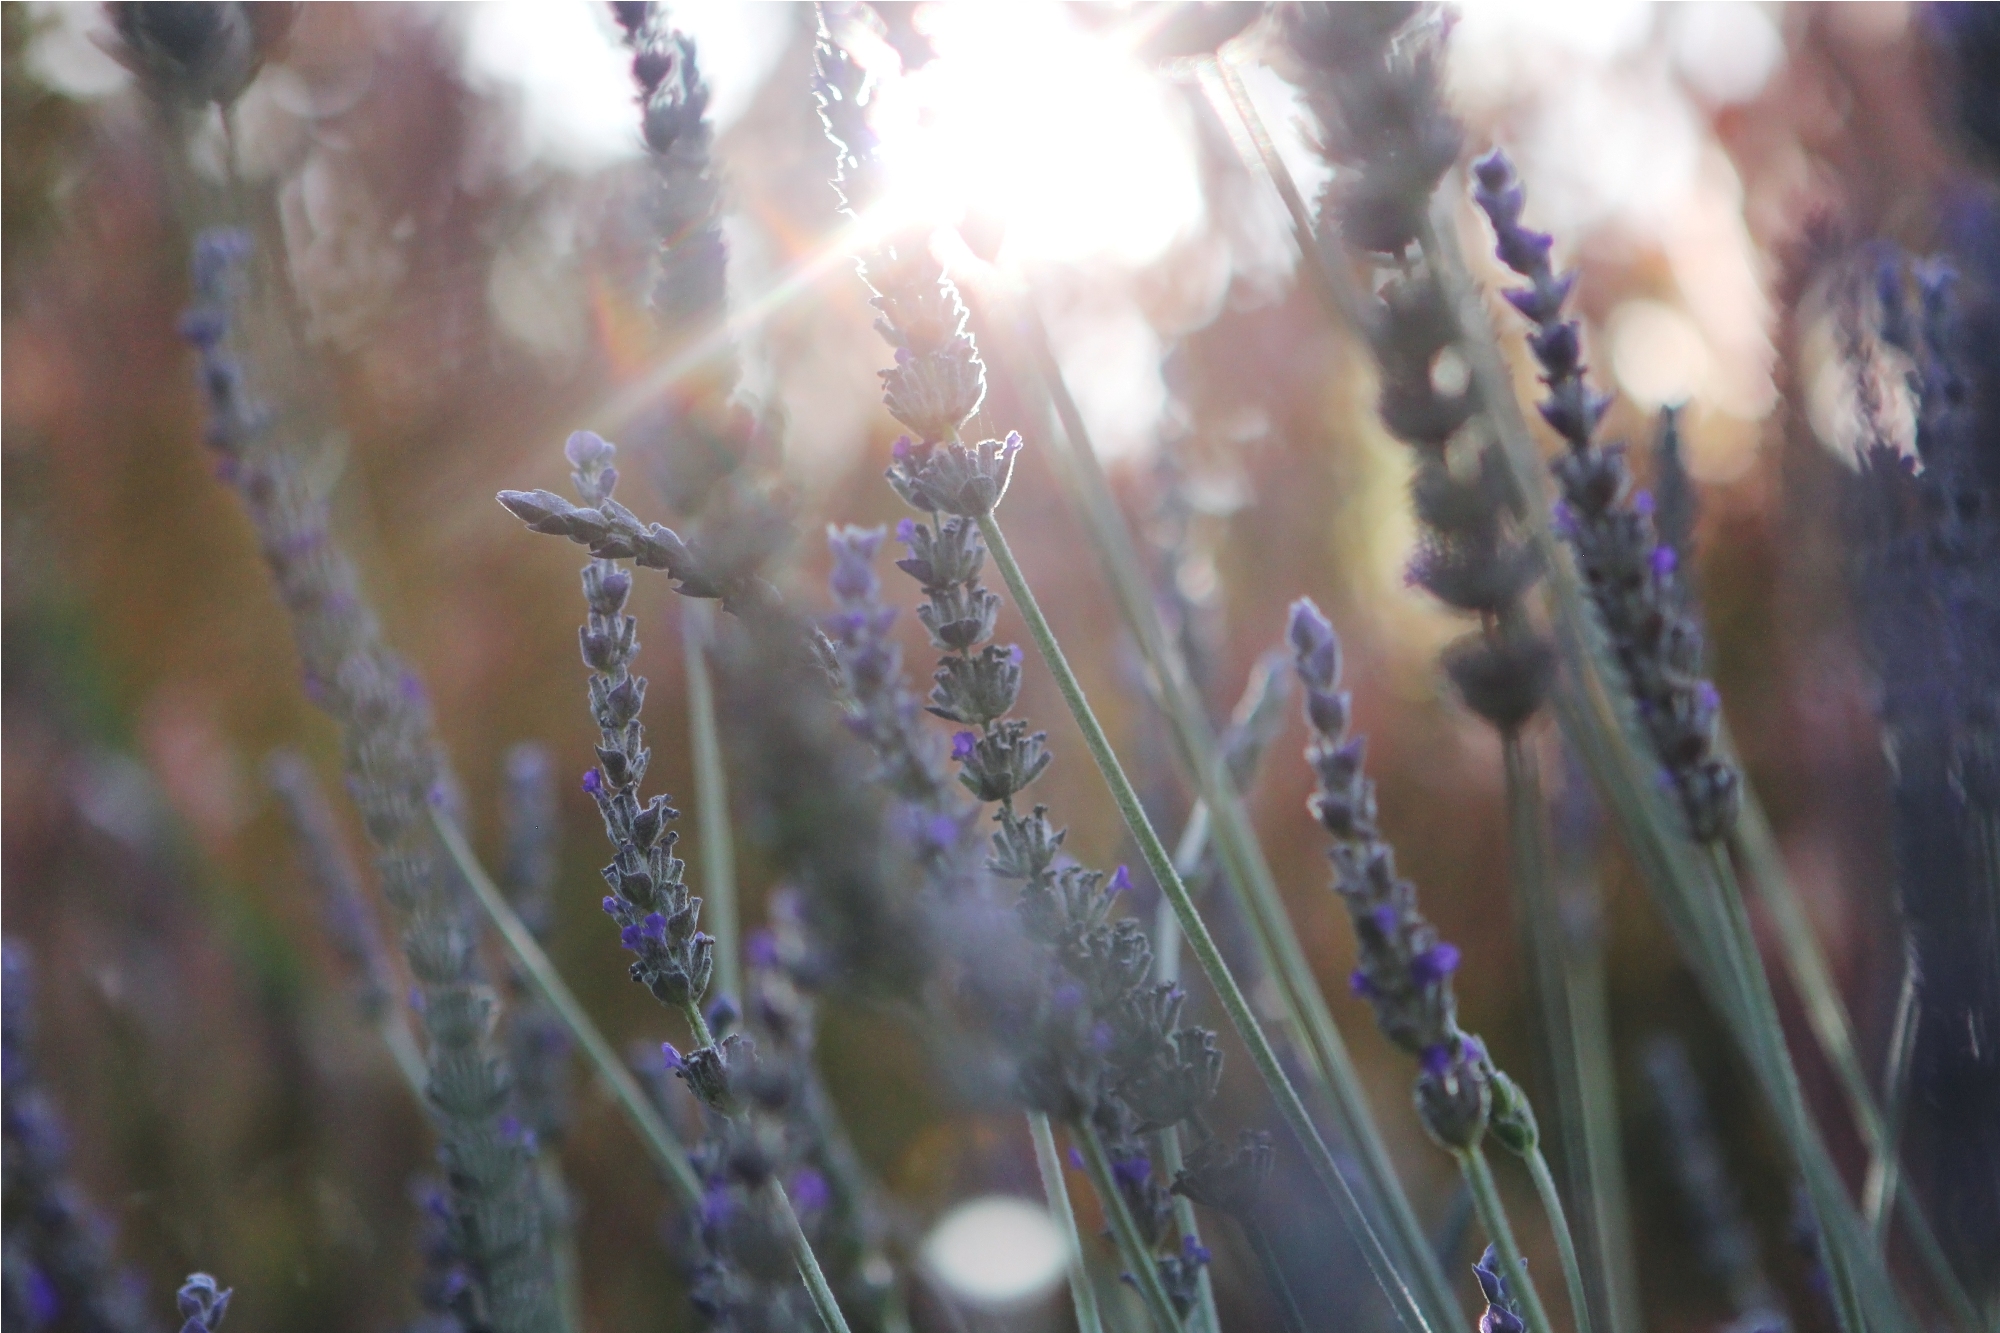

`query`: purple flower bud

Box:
[1182,1236,1211,1266]
[1068,1146,1084,1170]
[1369,905,1400,941]
[892,436,916,462]
[1633,489,1656,516]
[788,1168,831,1214]
[1288,597,1341,690]
[601,895,620,916]
[1107,865,1132,897]
[565,430,615,471]
[1551,501,1577,538]
[582,769,603,795]
[895,517,918,544]
[701,1181,733,1229]
[1052,982,1084,1011]
[1650,545,1678,577]
[1112,1154,1151,1188]
[746,929,779,969]
[641,912,668,943]
[1420,1042,1454,1078]
[662,1042,685,1070]
[951,730,977,761]
[1349,969,1375,997]
[1696,680,1720,713]
[620,924,643,951]
[1090,1021,1115,1053]
[1409,942,1462,986]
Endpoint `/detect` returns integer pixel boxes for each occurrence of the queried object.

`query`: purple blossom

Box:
[788,1168,831,1214]
[582,769,602,795]
[1408,942,1461,986]
[1107,864,1132,896]
[1111,1153,1152,1188]
[661,1042,685,1070]
[951,730,977,761]
[1651,545,1678,577]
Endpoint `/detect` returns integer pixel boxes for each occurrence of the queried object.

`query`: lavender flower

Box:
[568,433,716,1021]
[2,942,162,1333]
[1847,251,2000,1291]
[1290,599,1543,1153]
[1287,7,1553,736]
[1473,1246,1526,1333]
[499,746,575,1154]
[180,230,558,1333]
[815,33,1221,1317]
[612,2,726,332]
[266,751,399,1023]
[1473,151,1740,839]
[173,1275,229,1333]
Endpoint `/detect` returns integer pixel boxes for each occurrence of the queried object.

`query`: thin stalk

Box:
[1201,58,1370,338]
[1006,293,1462,1333]
[1864,956,1918,1243]
[1502,736,1635,1333]
[1523,1147,1593,1333]
[766,1175,855,1333]
[675,1004,859,1333]
[1031,1112,1107,1333]
[381,1009,431,1105]
[1155,806,1218,1333]
[1459,1146,1557,1333]
[977,512,1436,1333]
[683,599,741,1005]
[1244,1222,1310,1333]
[432,807,704,1207]
[1731,796,1971,1321]
[1076,1121,1185,1333]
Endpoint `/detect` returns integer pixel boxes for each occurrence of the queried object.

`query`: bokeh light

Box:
[919,1194,1070,1309]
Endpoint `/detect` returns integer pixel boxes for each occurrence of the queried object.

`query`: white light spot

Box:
[921,1195,1070,1309]
[1669,3,1784,105]
[456,0,641,170]
[868,3,1203,268]
[1609,299,1711,408]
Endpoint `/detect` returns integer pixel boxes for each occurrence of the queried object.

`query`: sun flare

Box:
[860,3,1204,269]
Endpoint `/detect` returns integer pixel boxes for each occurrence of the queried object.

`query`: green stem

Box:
[1502,737,1635,1333]
[683,599,741,1005]
[1030,1113,1106,1333]
[432,808,704,1207]
[976,511,1435,1333]
[1524,1147,1594,1333]
[1076,1121,1184,1333]
[1244,1221,1309,1333]
[1155,809,1218,1333]
[1007,287,1461,1333]
[766,1175,855,1333]
[1459,1146,1557,1333]
[1864,955,1917,1243]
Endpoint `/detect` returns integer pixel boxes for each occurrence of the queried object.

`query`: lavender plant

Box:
[1286,598,1558,1333]
[1846,252,2000,1301]
[182,224,561,1333]
[172,1275,230,1333]
[1470,151,1736,842]
[3,942,163,1333]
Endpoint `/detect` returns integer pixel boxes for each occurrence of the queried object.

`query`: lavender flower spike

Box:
[1288,598,1535,1152]
[173,1275,230,1333]
[1472,150,1740,841]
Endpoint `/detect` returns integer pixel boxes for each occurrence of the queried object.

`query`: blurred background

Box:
[2,4,1989,1333]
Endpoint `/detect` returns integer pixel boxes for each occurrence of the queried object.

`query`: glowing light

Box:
[866,4,1203,267]
[1669,3,1783,105]
[920,1195,1069,1308]
[1608,299,1710,408]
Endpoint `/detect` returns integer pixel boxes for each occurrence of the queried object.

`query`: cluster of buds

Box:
[1290,600,1540,1153]
[1285,6,1553,737]
[566,433,716,1016]
[1473,151,1739,840]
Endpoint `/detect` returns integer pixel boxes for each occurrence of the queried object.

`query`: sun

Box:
[859,2,1206,270]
